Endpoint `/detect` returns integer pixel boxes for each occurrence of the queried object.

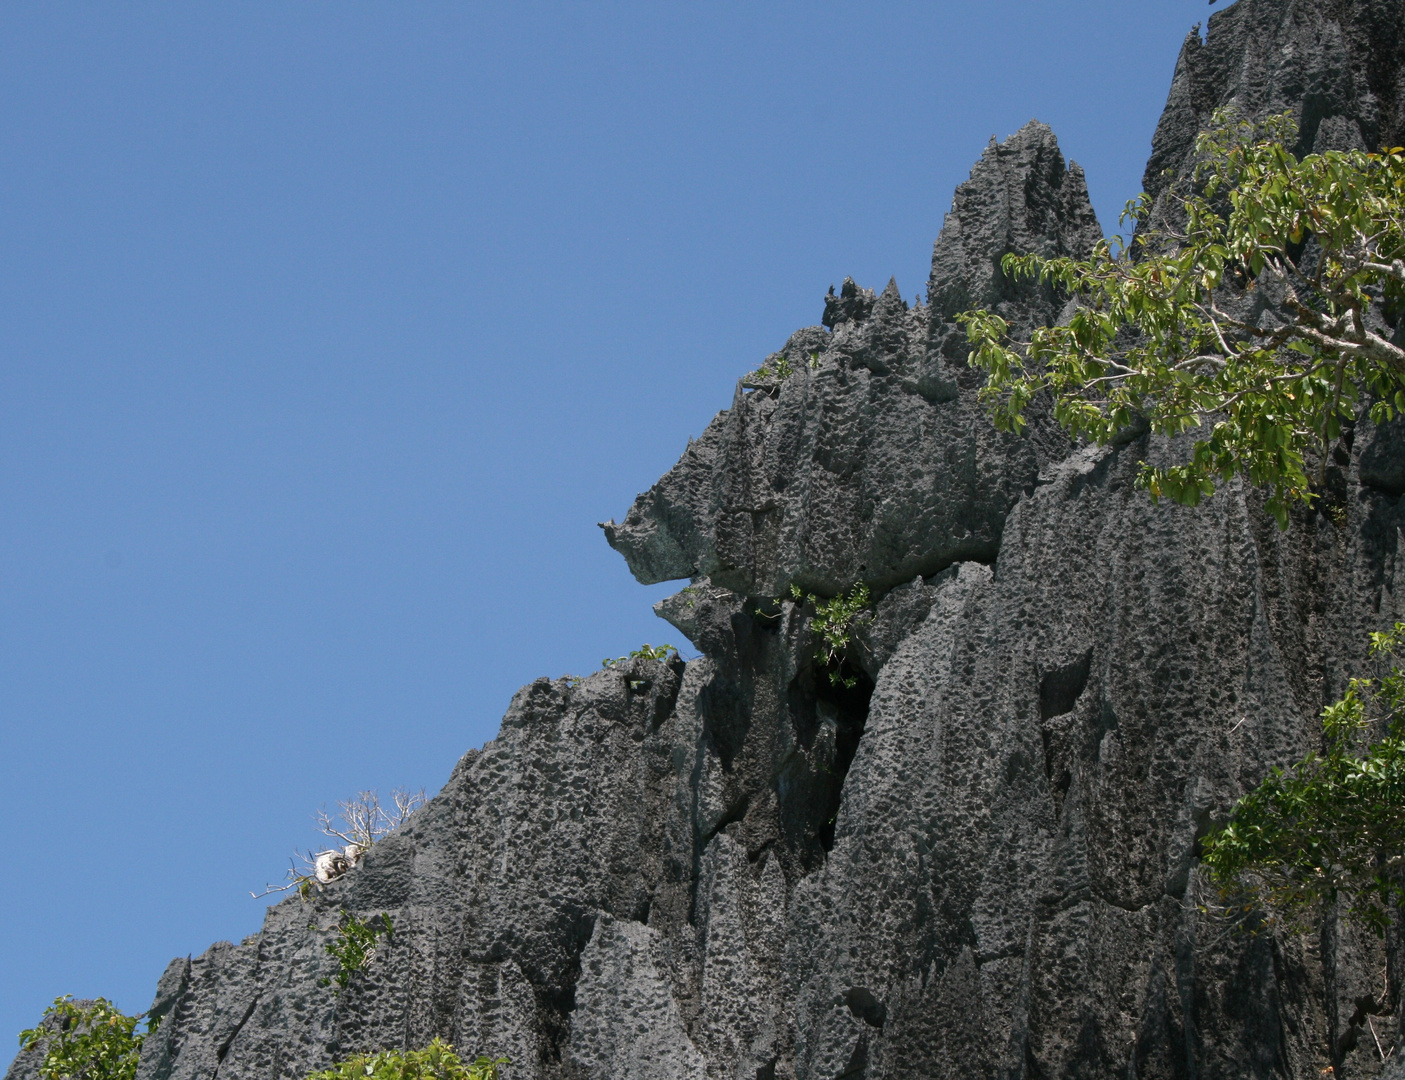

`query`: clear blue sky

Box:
[1,0,1215,1047]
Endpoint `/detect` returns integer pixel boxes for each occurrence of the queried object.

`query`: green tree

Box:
[304,1038,505,1080]
[1200,624,1405,936]
[961,109,1405,527]
[960,113,1405,933]
[18,997,152,1080]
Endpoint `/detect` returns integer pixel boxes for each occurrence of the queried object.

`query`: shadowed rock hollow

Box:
[13,2,1405,1079]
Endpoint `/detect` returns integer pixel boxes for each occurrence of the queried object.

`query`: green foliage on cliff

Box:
[789,582,870,688]
[961,109,1405,527]
[304,1038,505,1080]
[1202,623,1405,935]
[18,997,152,1080]
[602,642,678,668]
[321,911,394,990]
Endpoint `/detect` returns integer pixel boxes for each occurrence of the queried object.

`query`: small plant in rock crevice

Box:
[603,643,680,691]
[744,354,794,384]
[566,643,680,689]
[788,582,871,689]
[319,911,394,990]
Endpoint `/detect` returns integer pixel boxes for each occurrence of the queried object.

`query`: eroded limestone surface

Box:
[12,3,1405,1079]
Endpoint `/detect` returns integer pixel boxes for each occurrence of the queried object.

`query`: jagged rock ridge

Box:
[12,2,1405,1079]
[601,119,1103,602]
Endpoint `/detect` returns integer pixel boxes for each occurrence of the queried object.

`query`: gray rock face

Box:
[14,4,1405,1080]
[600,121,1100,600]
[1143,0,1405,213]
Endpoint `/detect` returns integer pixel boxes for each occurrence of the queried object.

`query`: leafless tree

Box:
[251,787,426,898]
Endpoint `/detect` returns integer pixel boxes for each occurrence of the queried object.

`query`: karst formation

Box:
[13,2,1405,1077]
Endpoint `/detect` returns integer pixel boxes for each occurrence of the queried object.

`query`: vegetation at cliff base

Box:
[1202,623,1405,936]
[18,997,153,1080]
[961,109,1405,527]
[304,1038,505,1080]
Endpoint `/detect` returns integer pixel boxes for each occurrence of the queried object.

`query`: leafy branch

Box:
[961,108,1405,527]
[1202,623,1405,936]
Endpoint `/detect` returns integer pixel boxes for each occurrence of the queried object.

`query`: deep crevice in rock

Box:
[213,994,260,1071]
[1039,650,1091,721]
[702,795,751,848]
[526,906,597,1069]
[844,987,888,1029]
[778,662,875,875]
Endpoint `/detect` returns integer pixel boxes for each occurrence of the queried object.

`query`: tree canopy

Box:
[304,1038,504,1080]
[1200,624,1405,936]
[18,998,150,1080]
[961,110,1405,527]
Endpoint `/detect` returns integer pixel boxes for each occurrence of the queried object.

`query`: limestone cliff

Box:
[12,2,1405,1078]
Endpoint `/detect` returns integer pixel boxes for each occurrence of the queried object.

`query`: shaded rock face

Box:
[1143,0,1405,214]
[14,4,1405,1080]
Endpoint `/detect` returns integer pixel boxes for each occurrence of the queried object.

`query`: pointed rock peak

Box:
[822,276,877,329]
[927,121,1101,336]
[974,120,1060,166]
[1012,118,1056,143]
[871,277,908,324]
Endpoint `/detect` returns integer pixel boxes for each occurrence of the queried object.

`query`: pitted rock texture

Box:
[1143,0,1405,221]
[926,119,1103,335]
[13,4,1405,1080]
[600,123,1101,599]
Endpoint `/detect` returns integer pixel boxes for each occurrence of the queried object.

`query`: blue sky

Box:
[1,0,1216,1048]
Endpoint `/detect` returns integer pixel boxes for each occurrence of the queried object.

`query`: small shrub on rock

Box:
[304,1038,505,1080]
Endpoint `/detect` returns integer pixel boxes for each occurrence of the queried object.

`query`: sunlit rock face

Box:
[12,4,1405,1080]
[600,118,1101,602]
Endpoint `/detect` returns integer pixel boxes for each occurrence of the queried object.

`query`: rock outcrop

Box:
[1143,0,1405,223]
[12,2,1405,1079]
